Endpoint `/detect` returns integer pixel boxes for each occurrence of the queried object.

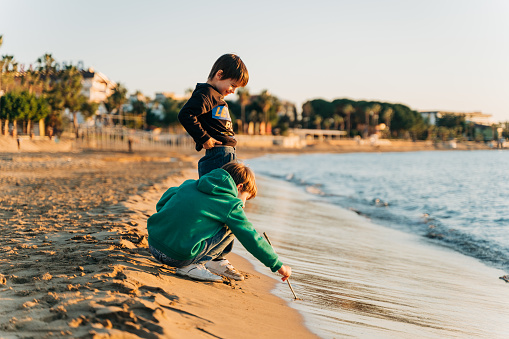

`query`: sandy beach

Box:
[0,150,316,339]
[0,136,505,338]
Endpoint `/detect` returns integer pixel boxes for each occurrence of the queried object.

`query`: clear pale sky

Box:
[1,0,508,121]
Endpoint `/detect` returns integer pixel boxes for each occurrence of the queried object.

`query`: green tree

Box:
[436,113,466,129]
[33,95,51,136]
[105,82,128,125]
[0,91,48,136]
[313,115,323,129]
[237,87,250,133]
[342,104,355,137]
[323,117,332,130]
[257,90,272,125]
[309,99,334,121]
[390,104,422,138]
[371,103,382,127]
[363,104,381,137]
[80,100,99,121]
[302,101,313,129]
[162,97,184,126]
[332,114,344,130]
[47,66,85,131]
[36,53,56,93]
[380,107,394,138]
[1,55,18,93]
[0,92,17,135]
[130,99,146,129]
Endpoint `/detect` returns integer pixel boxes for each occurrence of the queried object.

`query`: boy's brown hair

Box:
[221,162,257,200]
[208,54,249,87]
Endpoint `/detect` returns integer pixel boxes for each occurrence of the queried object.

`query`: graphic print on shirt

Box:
[212,105,232,131]
[212,106,231,120]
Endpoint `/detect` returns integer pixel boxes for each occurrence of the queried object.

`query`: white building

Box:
[81,67,116,103]
[420,111,492,126]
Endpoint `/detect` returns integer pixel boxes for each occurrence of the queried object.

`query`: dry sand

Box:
[0,151,316,339]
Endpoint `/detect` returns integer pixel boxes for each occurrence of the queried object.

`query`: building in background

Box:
[420,111,492,126]
[81,67,115,103]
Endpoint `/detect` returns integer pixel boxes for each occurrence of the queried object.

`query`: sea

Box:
[234,150,509,338]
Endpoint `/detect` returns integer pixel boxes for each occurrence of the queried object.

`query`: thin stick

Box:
[263,232,301,301]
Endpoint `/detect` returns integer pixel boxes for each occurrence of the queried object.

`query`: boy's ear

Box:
[216,70,223,79]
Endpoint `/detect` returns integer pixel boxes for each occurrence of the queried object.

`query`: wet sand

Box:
[0,151,316,338]
[235,175,509,338]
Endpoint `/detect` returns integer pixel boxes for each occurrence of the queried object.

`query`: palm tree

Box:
[332,114,344,130]
[237,87,250,134]
[382,107,394,137]
[257,90,272,133]
[80,100,99,123]
[46,65,85,133]
[36,54,56,93]
[342,104,355,137]
[364,104,381,138]
[106,82,128,125]
[371,104,381,127]
[1,55,18,92]
[323,117,332,130]
[314,115,323,129]
[0,53,20,135]
[19,69,39,94]
[302,101,313,129]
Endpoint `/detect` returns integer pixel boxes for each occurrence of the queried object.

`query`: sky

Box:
[1,0,508,122]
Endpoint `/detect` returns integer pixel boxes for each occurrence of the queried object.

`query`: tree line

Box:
[0,35,99,138]
[1,34,507,141]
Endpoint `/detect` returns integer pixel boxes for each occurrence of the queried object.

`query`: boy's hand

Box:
[203,137,222,149]
[278,265,292,282]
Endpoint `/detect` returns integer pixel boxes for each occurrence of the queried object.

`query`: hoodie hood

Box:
[197,168,237,197]
[195,83,222,97]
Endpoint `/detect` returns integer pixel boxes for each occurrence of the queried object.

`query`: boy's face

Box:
[211,71,240,97]
[237,184,251,207]
[238,191,250,207]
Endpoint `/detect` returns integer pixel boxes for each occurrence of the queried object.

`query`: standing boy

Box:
[178,54,249,177]
[147,162,292,283]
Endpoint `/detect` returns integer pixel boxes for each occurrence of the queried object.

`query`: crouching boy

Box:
[147,162,292,283]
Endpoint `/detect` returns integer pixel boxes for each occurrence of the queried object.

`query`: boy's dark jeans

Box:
[149,226,234,268]
[198,146,236,177]
[197,145,236,259]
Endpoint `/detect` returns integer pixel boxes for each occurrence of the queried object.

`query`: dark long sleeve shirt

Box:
[178,83,237,151]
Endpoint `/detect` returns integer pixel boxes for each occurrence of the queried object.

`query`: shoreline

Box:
[240,174,509,338]
[0,151,317,338]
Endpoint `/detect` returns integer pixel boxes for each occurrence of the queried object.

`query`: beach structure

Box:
[420,110,492,126]
[292,128,347,141]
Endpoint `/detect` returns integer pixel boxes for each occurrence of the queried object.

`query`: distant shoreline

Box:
[237,138,502,159]
[1,133,503,155]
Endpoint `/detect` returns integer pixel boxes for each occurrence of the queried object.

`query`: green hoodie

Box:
[147,168,283,272]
